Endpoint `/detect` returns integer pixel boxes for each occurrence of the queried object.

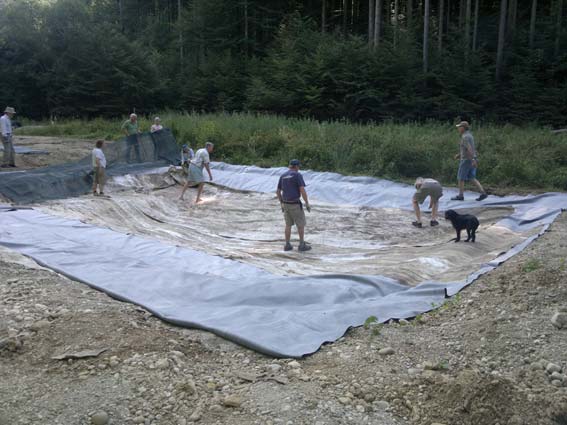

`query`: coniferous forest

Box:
[0,0,565,125]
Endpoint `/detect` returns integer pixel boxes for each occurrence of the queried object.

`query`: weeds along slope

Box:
[17,113,567,191]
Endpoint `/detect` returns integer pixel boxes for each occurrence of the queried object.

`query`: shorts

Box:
[188,163,205,183]
[93,167,106,186]
[457,159,477,181]
[414,183,443,204]
[283,203,306,228]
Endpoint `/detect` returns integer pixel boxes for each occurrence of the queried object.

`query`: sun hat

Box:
[289,159,301,167]
[4,107,15,114]
[130,113,137,119]
[455,121,470,129]
[154,117,160,122]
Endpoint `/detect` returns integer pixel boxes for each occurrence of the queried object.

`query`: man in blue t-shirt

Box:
[276,159,312,252]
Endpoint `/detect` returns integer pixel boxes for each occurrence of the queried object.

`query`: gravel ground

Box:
[1,137,566,425]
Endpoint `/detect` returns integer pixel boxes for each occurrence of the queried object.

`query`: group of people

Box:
[91,116,488,252]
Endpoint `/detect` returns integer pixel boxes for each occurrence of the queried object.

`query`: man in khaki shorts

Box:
[276,159,312,252]
[412,177,443,228]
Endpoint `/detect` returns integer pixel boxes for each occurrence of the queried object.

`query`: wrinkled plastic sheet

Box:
[1,163,567,357]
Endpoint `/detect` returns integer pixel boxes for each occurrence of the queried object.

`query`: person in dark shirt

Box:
[276,159,312,252]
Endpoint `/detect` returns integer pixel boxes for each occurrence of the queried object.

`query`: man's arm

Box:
[276,188,284,211]
[0,117,7,137]
[299,186,310,212]
[204,163,213,180]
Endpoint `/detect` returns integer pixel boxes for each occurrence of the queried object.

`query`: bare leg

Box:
[195,183,204,203]
[413,198,421,223]
[180,181,191,200]
[285,225,292,243]
[297,226,305,243]
[431,199,438,221]
[458,180,465,196]
[471,178,485,194]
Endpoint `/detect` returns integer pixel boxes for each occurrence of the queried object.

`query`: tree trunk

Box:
[465,0,471,55]
[408,0,413,28]
[438,0,444,52]
[344,0,349,35]
[374,0,383,46]
[459,0,464,29]
[178,0,183,64]
[424,0,430,72]
[496,0,508,80]
[529,0,537,48]
[556,0,564,57]
[118,0,124,32]
[369,0,375,44]
[394,0,400,46]
[322,0,327,33]
[472,0,479,50]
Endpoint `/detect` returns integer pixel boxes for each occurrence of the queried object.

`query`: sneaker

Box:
[284,242,293,251]
[430,220,439,227]
[298,242,312,252]
[451,195,464,201]
[476,193,488,201]
[412,221,423,228]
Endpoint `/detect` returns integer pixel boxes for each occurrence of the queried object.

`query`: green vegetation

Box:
[16,113,567,191]
[522,258,543,273]
[0,0,566,125]
[363,315,378,329]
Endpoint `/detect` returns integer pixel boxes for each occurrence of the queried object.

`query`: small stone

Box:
[209,405,223,413]
[374,400,390,410]
[288,360,301,369]
[267,363,282,373]
[546,363,561,374]
[551,312,567,329]
[355,405,365,413]
[91,411,109,425]
[399,319,409,325]
[133,416,145,424]
[551,380,563,387]
[379,347,395,356]
[30,320,50,332]
[550,372,564,381]
[188,409,201,422]
[223,395,242,408]
[408,368,422,376]
[338,397,350,405]
[155,359,169,370]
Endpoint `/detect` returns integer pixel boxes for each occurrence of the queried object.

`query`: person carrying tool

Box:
[179,142,213,204]
[276,159,312,252]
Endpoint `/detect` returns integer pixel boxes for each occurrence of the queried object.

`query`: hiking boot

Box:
[451,195,464,201]
[298,242,312,252]
[476,193,488,201]
[430,220,439,227]
[284,242,293,251]
[412,221,423,228]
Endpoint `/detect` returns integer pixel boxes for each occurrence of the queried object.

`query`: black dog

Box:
[444,209,479,242]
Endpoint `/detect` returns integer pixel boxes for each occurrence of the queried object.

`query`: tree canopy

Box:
[0,0,565,125]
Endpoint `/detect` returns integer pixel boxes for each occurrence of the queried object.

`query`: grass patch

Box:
[15,112,567,191]
[522,258,542,273]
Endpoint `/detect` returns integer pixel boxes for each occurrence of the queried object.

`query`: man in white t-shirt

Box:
[1,106,16,168]
[92,140,107,196]
[179,142,214,204]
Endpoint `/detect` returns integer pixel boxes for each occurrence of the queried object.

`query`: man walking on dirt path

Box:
[412,177,443,227]
[92,140,107,196]
[179,142,214,204]
[1,107,16,168]
[276,159,312,252]
[122,113,142,163]
[451,121,488,202]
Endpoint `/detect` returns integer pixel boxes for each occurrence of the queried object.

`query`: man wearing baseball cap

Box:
[1,107,16,168]
[276,159,312,252]
[452,121,488,201]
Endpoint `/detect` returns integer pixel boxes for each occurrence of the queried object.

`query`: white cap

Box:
[130,113,137,119]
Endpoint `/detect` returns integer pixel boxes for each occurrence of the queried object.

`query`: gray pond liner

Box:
[1,162,566,357]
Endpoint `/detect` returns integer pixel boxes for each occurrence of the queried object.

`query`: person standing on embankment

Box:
[1,107,16,168]
[122,113,142,163]
[451,121,488,201]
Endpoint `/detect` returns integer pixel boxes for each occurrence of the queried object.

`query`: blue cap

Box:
[289,159,301,166]
[182,144,188,149]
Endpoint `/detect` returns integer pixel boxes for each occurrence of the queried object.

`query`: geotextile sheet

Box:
[1,163,566,357]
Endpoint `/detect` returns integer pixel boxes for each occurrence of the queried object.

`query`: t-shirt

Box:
[92,148,106,168]
[150,124,163,133]
[191,148,210,169]
[460,131,476,160]
[420,178,440,190]
[277,169,306,202]
[122,120,139,136]
[0,114,12,137]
